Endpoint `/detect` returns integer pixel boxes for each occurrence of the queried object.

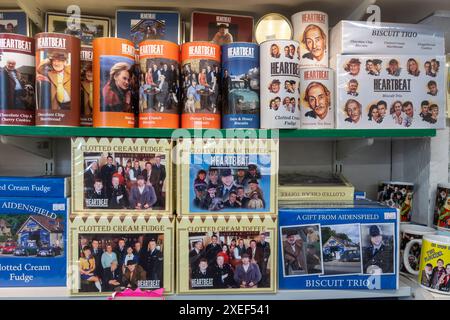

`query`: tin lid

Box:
[255,13,293,44]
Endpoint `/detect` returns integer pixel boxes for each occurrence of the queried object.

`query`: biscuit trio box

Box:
[176,139,279,215]
[278,200,399,290]
[330,21,445,56]
[69,215,175,295]
[176,215,277,294]
[0,176,70,198]
[0,197,68,287]
[332,54,446,129]
[72,138,173,215]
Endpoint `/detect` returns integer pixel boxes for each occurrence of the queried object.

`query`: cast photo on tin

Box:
[182,60,220,114]
[434,186,450,229]
[269,43,298,60]
[360,224,395,275]
[0,52,35,111]
[140,58,179,114]
[0,214,64,258]
[0,19,17,33]
[377,183,413,222]
[81,60,93,118]
[321,224,362,276]
[267,79,297,113]
[100,56,139,113]
[301,24,327,62]
[303,81,332,120]
[46,13,110,46]
[83,151,166,210]
[130,18,166,45]
[421,258,450,293]
[188,231,271,289]
[77,233,164,293]
[190,155,271,213]
[36,51,72,111]
[281,225,322,276]
[221,65,259,116]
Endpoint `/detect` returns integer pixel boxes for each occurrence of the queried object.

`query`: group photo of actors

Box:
[140,58,179,113]
[344,58,440,78]
[434,187,450,229]
[36,50,71,111]
[131,19,166,45]
[303,81,331,120]
[400,233,421,273]
[282,225,322,276]
[83,152,166,210]
[269,43,299,60]
[192,164,266,211]
[182,60,220,114]
[343,99,440,127]
[377,183,413,222]
[0,57,35,111]
[267,79,297,113]
[189,232,271,289]
[421,259,450,293]
[78,234,164,293]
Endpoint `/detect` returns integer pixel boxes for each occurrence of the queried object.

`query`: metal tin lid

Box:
[254,13,293,44]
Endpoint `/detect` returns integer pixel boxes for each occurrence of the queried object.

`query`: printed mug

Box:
[400,224,436,275]
[405,234,450,295]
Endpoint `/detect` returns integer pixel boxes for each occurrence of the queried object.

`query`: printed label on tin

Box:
[377,182,414,223]
[93,38,137,128]
[222,43,260,129]
[260,40,300,129]
[139,40,180,128]
[0,34,35,125]
[292,11,328,68]
[181,42,221,129]
[80,47,93,126]
[299,68,334,128]
[35,33,81,126]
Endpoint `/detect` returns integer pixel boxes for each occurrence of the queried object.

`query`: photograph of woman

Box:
[100,61,132,112]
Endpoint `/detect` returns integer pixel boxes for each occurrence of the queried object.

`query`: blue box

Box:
[0,176,70,198]
[0,10,29,36]
[115,10,181,47]
[0,197,68,287]
[278,200,399,290]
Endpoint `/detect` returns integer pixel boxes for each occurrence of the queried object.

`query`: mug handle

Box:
[403,238,422,275]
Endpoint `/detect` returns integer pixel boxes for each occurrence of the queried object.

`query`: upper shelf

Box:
[0,126,436,139]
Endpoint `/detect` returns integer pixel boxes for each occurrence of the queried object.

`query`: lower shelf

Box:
[0,285,412,300]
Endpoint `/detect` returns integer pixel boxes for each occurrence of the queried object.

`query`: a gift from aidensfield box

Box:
[330,21,445,56]
[0,197,68,287]
[278,200,399,290]
[331,54,446,129]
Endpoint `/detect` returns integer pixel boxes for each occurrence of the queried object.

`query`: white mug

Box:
[405,234,450,295]
[401,224,437,275]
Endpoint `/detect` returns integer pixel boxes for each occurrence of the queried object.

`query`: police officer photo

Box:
[362,225,394,274]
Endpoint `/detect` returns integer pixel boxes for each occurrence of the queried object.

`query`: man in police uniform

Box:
[362,225,393,274]
[144,239,163,285]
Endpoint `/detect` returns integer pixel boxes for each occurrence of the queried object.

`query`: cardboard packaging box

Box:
[0,197,69,287]
[176,139,279,215]
[330,21,445,56]
[332,54,446,129]
[69,215,175,295]
[176,215,277,294]
[0,176,70,198]
[278,200,399,290]
[72,137,173,215]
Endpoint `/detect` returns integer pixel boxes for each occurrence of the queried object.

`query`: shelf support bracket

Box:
[0,136,53,159]
[17,0,45,30]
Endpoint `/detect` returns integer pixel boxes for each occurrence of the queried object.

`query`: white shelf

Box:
[0,284,412,300]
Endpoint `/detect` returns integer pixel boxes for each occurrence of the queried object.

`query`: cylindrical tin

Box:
[80,46,93,126]
[181,41,221,129]
[377,181,414,223]
[93,37,136,128]
[35,32,80,126]
[221,42,260,129]
[138,40,180,128]
[254,13,293,45]
[299,67,334,128]
[291,11,328,68]
[0,33,35,125]
[260,39,300,129]
[433,183,450,231]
